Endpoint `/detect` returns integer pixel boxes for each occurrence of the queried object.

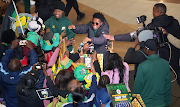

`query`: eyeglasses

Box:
[92,22,99,25]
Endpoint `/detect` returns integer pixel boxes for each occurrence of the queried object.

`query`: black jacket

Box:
[124,43,147,79]
[148,14,180,39]
[16,76,44,107]
[148,14,180,72]
[0,44,7,61]
[46,76,69,98]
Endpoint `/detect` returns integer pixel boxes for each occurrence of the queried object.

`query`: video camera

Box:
[136,15,168,47]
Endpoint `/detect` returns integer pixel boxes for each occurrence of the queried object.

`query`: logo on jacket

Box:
[10,77,14,79]
[52,25,55,28]
[61,26,66,30]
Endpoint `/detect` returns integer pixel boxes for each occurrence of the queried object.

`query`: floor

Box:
[1,0,180,106]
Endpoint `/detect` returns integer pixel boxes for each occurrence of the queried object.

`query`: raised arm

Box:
[69,24,89,34]
[1,39,20,70]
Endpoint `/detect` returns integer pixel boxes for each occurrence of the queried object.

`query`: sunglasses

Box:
[92,22,99,25]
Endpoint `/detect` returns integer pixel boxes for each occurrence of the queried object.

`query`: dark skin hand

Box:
[11,39,20,49]
[42,63,54,80]
[65,38,75,47]
[60,30,66,38]
[90,53,96,75]
[42,63,48,77]
[26,40,34,50]
[52,97,60,107]
[58,39,63,49]
[131,37,140,49]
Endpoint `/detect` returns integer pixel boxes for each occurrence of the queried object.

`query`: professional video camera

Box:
[136,15,168,47]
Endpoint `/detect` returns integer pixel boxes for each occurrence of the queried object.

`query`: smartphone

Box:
[36,88,54,100]
[89,45,94,54]
[107,40,112,49]
[19,40,27,45]
[35,64,42,70]
[85,56,91,69]
[78,41,84,53]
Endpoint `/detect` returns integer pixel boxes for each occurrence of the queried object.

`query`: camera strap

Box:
[137,50,147,58]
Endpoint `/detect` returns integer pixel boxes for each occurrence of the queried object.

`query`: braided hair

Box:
[98,75,110,90]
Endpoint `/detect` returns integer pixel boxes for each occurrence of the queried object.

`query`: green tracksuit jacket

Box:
[133,54,171,107]
[45,15,75,52]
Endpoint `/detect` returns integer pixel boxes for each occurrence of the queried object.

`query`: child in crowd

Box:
[95,75,111,107]
[0,29,16,60]
[101,53,130,92]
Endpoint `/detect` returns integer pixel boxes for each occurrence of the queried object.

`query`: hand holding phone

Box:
[85,54,91,69]
[35,64,42,70]
[19,40,27,45]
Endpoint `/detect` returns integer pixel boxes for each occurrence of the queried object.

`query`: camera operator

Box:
[150,3,180,86]
[124,30,153,79]
[104,3,180,86]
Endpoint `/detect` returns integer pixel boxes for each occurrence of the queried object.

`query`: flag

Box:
[0,0,18,42]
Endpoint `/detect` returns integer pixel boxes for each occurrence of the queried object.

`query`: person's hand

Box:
[79,48,84,63]
[58,39,64,48]
[161,27,168,35]
[103,34,115,40]
[21,35,27,38]
[83,37,91,43]
[26,40,34,50]
[11,39,20,49]
[42,63,48,76]
[90,54,96,75]
[131,37,140,48]
[32,12,38,17]
[42,63,47,71]
[65,38,75,47]
[79,48,84,57]
[61,30,66,38]
[50,73,55,81]
[68,25,76,29]
[83,43,90,52]
[32,62,39,70]
[92,50,97,61]
[52,97,60,107]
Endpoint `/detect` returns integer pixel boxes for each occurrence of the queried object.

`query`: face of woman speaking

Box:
[54,9,63,19]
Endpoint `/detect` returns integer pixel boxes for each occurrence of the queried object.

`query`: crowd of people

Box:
[0,1,180,107]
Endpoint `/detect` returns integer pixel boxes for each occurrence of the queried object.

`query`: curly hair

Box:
[93,12,105,22]
[1,29,16,44]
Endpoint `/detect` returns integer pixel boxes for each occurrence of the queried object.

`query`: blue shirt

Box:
[0,48,38,107]
[95,87,110,107]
